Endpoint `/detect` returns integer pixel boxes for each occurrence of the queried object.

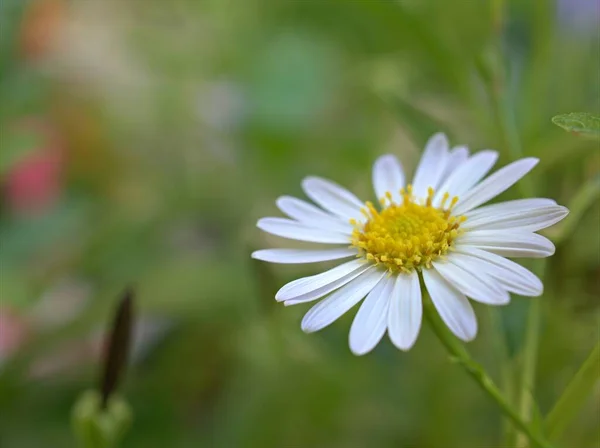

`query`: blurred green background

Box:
[0,0,598,447]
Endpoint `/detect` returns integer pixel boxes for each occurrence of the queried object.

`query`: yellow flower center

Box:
[350,185,466,273]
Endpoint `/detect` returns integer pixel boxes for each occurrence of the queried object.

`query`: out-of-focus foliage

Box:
[0,0,598,447]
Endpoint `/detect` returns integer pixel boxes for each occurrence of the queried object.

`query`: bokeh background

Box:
[1,0,598,447]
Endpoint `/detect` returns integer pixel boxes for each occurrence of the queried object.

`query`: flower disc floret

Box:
[351,186,465,272]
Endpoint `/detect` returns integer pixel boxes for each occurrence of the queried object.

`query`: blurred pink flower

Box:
[4,121,64,215]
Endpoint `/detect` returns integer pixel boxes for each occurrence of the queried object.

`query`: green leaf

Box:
[551,113,600,137]
[544,343,600,442]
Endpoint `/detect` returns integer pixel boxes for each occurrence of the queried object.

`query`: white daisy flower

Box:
[252,133,569,355]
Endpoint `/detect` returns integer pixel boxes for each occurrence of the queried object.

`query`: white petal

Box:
[349,275,394,355]
[458,230,555,258]
[462,205,569,232]
[434,150,498,206]
[252,248,357,264]
[276,196,354,234]
[257,217,350,244]
[453,158,539,214]
[388,271,422,351]
[301,268,386,333]
[464,198,557,221]
[412,133,450,198]
[422,268,477,341]
[433,257,510,305]
[440,145,469,182]
[454,247,543,296]
[302,176,364,221]
[276,259,369,302]
[372,154,405,205]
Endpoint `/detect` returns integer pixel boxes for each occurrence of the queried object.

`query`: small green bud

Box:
[72,390,132,448]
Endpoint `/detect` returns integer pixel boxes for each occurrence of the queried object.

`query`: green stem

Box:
[515,260,547,448]
[515,300,541,447]
[544,342,600,441]
[423,297,554,448]
[491,0,504,34]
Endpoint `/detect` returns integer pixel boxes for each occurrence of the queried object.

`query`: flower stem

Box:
[423,297,554,448]
[515,260,547,447]
[515,299,541,447]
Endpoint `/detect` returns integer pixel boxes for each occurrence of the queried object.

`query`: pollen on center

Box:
[350,185,465,273]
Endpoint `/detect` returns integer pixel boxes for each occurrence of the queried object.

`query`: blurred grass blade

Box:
[546,174,600,243]
[381,94,450,145]
[249,246,280,314]
[487,307,516,446]
[544,343,600,441]
[551,113,600,138]
[100,287,134,409]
